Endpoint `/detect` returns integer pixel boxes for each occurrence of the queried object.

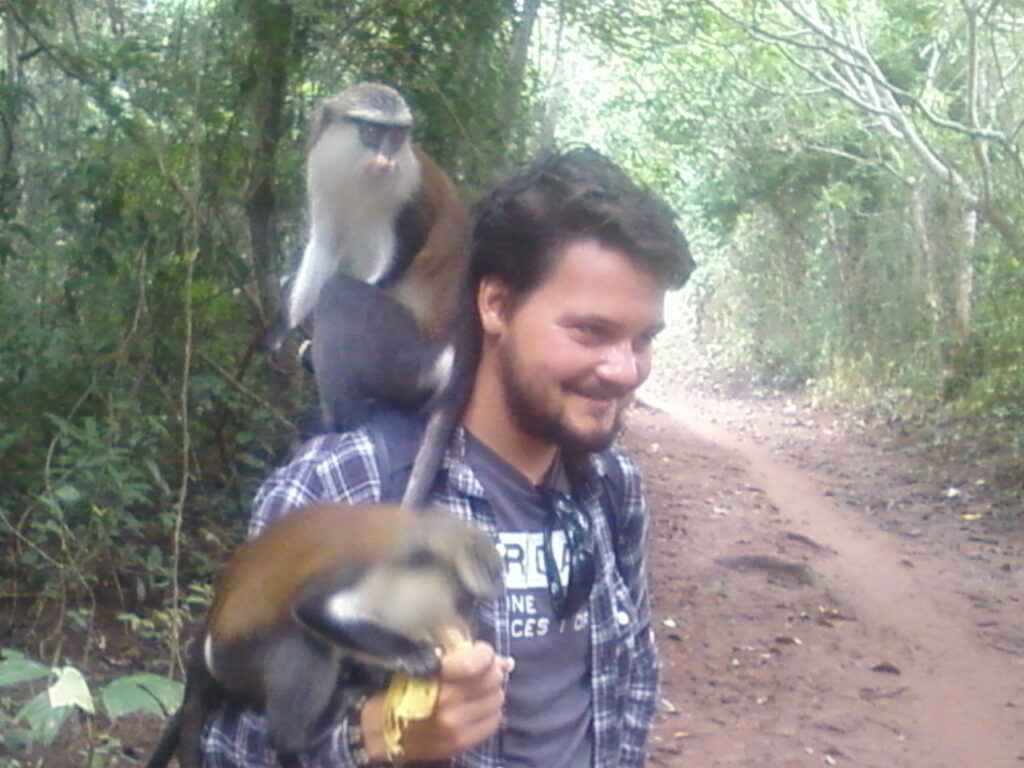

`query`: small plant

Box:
[0,648,183,753]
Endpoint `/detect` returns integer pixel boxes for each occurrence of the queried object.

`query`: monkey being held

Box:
[145,502,502,768]
[266,81,473,508]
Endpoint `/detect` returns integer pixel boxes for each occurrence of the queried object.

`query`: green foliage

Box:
[0,651,85,748]
[0,651,51,688]
[101,674,184,720]
[1,407,179,599]
[0,0,525,610]
[0,648,182,755]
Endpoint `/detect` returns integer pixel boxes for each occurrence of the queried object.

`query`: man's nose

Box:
[595,341,646,390]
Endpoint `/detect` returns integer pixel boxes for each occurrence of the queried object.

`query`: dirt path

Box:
[625,389,1024,768]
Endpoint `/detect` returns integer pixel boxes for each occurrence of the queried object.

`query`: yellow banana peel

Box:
[382,626,471,760]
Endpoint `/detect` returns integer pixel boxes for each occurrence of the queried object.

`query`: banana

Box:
[382,626,471,760]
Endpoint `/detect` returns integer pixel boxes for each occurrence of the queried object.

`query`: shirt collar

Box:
[444,425,612,505]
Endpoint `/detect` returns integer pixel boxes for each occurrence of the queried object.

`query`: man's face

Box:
[486,238,667,453]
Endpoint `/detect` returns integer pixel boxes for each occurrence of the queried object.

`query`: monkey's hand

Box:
[382,625,469,760]
[362,640,512,763]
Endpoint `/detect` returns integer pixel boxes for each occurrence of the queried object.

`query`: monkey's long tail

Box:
[401,299,477,509]
[144,711,182,768]
[401,396,459,508]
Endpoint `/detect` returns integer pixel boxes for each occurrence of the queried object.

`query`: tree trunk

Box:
[910,182,943,335]
[952,199,977,347]
[241,0,299,418]
[500,0,542,161]
[243,0,295,323]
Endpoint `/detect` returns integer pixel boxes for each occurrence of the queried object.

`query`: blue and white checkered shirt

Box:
[200,419,660,768]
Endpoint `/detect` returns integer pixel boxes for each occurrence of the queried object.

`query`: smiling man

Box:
[201,147,694,768]
[469,237,667,465]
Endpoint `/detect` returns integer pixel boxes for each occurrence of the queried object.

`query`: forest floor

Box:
[633,355,1024,767]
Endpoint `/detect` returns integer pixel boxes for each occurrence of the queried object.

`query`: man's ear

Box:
[477,275,514,336]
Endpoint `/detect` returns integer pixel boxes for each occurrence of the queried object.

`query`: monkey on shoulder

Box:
[145,502,501,768]
[266,82,473,508]
[268,82,472,433]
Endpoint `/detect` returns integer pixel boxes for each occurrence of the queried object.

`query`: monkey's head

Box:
[314,82,415,177]
[208,502,500,679]
[196,504,501,758]
[290,506,502,674]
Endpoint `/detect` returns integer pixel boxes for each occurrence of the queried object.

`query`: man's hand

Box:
[361,641,512,762]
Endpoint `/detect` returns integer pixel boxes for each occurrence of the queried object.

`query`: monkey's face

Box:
[481,237,666,453]
[323,562,461,644]
[334,522,498,636]
[292,512,501,675]
[350,119,410,176]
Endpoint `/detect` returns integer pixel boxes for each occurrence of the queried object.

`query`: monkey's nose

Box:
[368,154,397,176]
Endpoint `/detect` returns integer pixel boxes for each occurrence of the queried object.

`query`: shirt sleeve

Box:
[248,429,385,536]
[200,428,391,768]
[611,451,662,768]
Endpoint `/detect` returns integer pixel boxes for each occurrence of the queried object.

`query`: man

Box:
[202,147,694,767]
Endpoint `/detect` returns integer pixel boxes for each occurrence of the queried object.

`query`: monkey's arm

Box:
[260,631,349,755]
[197,658,390,768]
[286,233,339,331]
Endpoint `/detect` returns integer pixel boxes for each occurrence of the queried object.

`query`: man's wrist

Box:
[357,691,389,764]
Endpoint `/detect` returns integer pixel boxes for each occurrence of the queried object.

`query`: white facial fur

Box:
[287,112,421,328]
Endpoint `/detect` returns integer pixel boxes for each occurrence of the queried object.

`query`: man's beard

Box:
[497,341,627,454]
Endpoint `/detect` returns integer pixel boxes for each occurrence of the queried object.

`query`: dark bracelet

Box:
[346,692,389,767]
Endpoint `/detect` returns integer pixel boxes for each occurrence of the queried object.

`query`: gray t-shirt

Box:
[464,433,593,768]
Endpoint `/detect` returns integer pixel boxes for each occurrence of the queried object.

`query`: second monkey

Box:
[273,82,474,507]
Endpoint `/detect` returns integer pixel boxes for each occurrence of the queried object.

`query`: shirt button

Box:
[616,610,631,626]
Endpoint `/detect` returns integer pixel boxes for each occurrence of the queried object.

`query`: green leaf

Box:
[17,690,73,745]
[2,723,31,752]
[0,649,52,687]
[49,666,95,714]
[52,484,84,505]
[143,456,172,497]
[0,425,27,453]
[101,674,184,720]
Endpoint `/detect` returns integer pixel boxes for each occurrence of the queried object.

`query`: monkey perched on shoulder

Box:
[144,502,502,768]
[265,82,473,509]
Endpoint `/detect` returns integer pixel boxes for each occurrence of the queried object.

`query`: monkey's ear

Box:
[451,533,503,600]
[418,518,501,600]
[293,585,440,675]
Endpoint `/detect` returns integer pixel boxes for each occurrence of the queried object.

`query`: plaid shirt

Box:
[200,420,660,768]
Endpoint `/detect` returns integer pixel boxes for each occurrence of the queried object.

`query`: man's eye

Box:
[632,339,653,357]
[634,331,659,352]
[572,325,606,344]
